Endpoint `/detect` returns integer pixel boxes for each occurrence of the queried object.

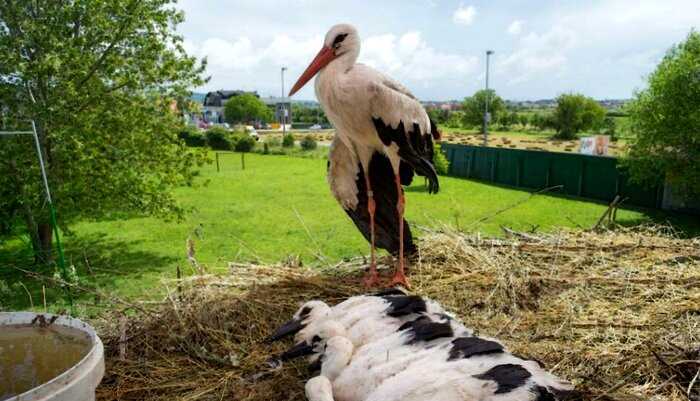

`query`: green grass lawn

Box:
[0,151,692,313]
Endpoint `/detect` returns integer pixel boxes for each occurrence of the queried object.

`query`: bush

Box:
[300,135,317,150]
[178,126,206,147]
[433,143,450,175]
[282,133,295,148]
[234,135,256,153]
[266,137,281,147]
[205,127,232,150]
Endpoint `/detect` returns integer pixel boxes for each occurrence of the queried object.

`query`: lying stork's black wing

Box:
[344,152,416,257]
[372,117,440,194]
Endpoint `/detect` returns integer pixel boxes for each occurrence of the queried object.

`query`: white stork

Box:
[288,23,440,288]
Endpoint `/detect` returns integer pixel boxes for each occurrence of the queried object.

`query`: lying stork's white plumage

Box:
[289,23,440,288]
[308,326,574,401]
[269,293,452,364]
[267,291,441,344]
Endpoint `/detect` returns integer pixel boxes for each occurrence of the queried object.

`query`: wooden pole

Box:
[241,152,245,170]
[216,152,220,172]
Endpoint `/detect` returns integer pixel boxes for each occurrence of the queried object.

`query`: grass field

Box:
[0,151,692,313]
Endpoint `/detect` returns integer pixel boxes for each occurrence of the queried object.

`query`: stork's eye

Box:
[311,335,322,344]
[333,33,348,48]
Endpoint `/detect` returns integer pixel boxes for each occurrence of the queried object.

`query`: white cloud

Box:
[185,31,478,98]
[452,4,476,26]
[507,20,524,36]
[361,31,478,84]
[497,25,577,84]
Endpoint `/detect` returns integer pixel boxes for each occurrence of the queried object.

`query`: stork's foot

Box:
[362,267,381,288]
[388,267,410,289]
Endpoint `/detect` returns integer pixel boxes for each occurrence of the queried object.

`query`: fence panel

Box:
[441,143,662,209]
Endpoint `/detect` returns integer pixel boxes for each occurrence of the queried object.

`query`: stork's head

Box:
[288,23,360,96]
[265,300,332,342]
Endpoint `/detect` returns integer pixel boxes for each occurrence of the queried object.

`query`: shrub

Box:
[205,127,232,150]
[234,135,256,153]
[178,126,206,147]
[266,137,281,147]
[300,135,317,150]
[433,143,450,175]
[282,133,295,148]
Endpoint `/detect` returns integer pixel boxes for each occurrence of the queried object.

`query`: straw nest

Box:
[95,226,699,401]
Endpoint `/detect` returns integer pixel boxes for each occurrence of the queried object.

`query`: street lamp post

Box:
[483,50,494,146]
[281,66,287,136]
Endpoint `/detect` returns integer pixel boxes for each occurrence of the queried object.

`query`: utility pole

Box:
[483,50,494,146]
[281,66,287,136]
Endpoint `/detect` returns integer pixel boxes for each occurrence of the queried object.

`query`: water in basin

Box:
[0,324,91,400]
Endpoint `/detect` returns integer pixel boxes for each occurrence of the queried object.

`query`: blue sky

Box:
[177,0,699,101]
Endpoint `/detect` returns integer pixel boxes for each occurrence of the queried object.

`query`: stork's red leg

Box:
[389,174,410,288]
[363,173,380,288]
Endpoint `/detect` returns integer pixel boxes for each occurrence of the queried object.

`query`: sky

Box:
[177,0,700,101]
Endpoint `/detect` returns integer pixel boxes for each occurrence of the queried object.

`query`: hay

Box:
[95,227,700,401]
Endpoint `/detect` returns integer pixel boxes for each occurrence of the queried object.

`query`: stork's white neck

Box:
[321,336,353,381]
[305,376,334,401]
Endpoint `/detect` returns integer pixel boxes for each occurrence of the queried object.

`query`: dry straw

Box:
[96,226,699,401]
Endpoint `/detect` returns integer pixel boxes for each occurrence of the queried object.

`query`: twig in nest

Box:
[119,314,128,361]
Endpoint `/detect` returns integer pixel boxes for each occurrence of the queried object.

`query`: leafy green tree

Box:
[497,110,519,131]
[446,111,465,128]
[0,0,207,260]
[224,93,273,125]
[624,30,700,197]
[427,108,450,125]
[552,93,606,139]
[517,113,529,127]
[601,116,617,141]
[292,104,328,124]
[461,89,505,129]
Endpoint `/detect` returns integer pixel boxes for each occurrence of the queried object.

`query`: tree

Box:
[461,89,505,129]
[601,116,617,141]
[518,113,529,128]
[623,30,700,197]
[446,111,465,128]
[552,93,606,139]
[427,108,450,125]
[224,93,273,125]
[0,1,207,261]
[292,103,329,125]
[497,110,519,131]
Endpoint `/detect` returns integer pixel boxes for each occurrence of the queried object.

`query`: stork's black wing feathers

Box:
[343,152,416,256]
[372,117,440,194]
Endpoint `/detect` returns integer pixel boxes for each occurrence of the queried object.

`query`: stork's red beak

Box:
[288,46,336,96]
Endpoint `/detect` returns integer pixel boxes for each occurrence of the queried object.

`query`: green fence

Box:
[441,143,663,209]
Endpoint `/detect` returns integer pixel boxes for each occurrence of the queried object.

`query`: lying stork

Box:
[288,23,440,288]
